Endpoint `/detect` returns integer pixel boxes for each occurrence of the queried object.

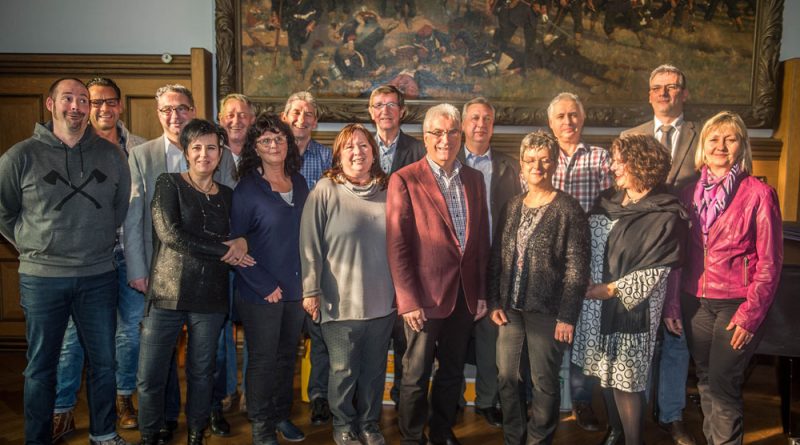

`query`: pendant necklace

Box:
[187,172,214,200]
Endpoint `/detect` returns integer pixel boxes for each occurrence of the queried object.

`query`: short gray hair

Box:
[649,64,687,89]
[423,103,461,132]
[155,84,194,107]
[218,93,254,117]
[546,92,584,121]
[283,91,319,118]
[461,97,495,121]
[519,131,559,162]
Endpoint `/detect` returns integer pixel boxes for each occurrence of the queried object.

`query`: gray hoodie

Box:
[0,122,131,277]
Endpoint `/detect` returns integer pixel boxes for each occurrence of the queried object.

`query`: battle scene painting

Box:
[217,0,782,126]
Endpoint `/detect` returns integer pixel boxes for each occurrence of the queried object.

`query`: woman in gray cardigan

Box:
[300,124,395,445]
[488,131,590,445]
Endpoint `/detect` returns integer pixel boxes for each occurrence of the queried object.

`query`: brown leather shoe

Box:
[116,394,139,429]
[661,420,696,445]
[573,401,602,432]
[52,409,76,442]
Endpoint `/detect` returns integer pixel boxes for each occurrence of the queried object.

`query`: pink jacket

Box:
[664,175,783,333]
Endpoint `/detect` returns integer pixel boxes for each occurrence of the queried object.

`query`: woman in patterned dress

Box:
[571,135,688,445]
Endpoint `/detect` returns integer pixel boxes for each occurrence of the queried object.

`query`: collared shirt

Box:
[654,114,685,158]
[464,146,494,236]
[426,156,467,252]
[164,135,187,174]
[114,122,133,256]
[553,143,613,213]
[300,139,333,190]
[377,132,400,174]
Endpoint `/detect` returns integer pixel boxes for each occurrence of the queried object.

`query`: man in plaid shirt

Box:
[547,92,612,431]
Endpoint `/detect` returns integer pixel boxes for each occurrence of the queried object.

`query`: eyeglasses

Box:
[158,105,193,115]
[90,98,120,108]
[371,102,399,110]
[649,84,682,94]
[426,129,461,139]
[256,136,287,147]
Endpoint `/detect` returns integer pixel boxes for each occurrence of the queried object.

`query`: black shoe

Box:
[659,420,696,445]
[139,435,160,445]
[252,420,279,445]
[573,401,602,432]
[187,429,205,445]
[333,430,361,445]
[310,397,331,425]
[427,437,462,445]
[598,428,624,445]
[474,406,503,428]
[157,426,173,445]
[209,409,231,436]
[276,419,305,442]
[358,423,386,445]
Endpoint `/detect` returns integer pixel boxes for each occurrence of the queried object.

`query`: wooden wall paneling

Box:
[0,95,43,155]
[775,59,800,222]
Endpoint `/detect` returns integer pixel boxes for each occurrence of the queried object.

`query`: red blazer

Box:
[386,158,490,319]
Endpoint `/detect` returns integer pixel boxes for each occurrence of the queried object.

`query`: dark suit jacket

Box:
[389,131,426,174]
[622,119,700,192]
[457,147,522,233]
[386,158,490,319]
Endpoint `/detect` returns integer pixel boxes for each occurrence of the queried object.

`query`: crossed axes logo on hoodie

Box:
[42,169,107,210]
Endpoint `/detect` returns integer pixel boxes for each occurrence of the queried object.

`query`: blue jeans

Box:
[20,271,119,444]
[55,254,180,417]
[213,319,238,409]
[137,306,225,434]
[657,325,690,423]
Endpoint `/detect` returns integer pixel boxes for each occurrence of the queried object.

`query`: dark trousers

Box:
[237,298,304,427]
[497,310,565,445]
[399,292,474,444]
[390,316,407,402]
[321,313,395,432]
[473,315,500,409]
[682,294,763,445]
[305,313,330,401]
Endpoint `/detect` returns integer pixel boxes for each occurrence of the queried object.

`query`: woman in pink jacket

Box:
[675,111,782,445]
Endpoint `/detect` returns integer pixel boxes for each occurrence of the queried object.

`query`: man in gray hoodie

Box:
[0,77,132,445]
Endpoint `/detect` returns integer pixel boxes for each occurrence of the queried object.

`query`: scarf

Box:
[694,164,742,245]
[591,186,688,335]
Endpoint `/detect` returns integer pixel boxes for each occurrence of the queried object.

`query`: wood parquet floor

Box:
[0,351,788,445]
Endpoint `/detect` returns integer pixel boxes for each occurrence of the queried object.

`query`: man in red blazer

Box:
[387,103,490,445]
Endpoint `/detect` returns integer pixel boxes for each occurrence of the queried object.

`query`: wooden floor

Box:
[0,351,789,445]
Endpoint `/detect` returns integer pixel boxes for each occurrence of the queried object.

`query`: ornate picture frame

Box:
[216,0,783,127]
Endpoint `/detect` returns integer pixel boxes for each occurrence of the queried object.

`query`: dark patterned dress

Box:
[571,214,670,392]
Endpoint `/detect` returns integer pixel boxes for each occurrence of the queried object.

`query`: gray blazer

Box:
[123,136,237,282]
[389,131,426,174]
[622,119,700,193]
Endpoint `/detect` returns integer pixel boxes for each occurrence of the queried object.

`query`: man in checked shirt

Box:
[547,91,613,432]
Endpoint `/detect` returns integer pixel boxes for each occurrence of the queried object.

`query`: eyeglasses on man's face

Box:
[158,104,193,115]
[425,129,461,139]
[90,98,120,108]
[371,102,400,110]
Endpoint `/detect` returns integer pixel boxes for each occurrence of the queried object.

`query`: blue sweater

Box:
[230,171,309,304]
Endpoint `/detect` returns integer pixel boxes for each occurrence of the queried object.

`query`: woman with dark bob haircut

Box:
[230,113,309,445]
[572,135,689,445]
[300,123,394,445]
[138,119,254,445]
[669,111,782,445]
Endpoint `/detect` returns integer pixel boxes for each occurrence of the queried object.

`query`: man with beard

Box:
[0,77,131,445]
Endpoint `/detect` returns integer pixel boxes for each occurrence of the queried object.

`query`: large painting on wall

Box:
[216,0,783,127]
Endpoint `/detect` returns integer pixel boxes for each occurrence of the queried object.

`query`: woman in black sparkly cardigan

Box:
[488,131,590,445]
[137,119,254,445]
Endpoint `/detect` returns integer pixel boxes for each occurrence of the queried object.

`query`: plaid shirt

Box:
[552,143,613,212]
[377,132,399,174]
[426,157,467,252]
[300,139,333,190]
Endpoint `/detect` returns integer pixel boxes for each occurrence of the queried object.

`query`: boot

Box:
[116,394,139,429]
[52,409,76,442]
[187,428,205,445]
[209,409,231,436]
[598,427,625,445]
[252,420,279,445]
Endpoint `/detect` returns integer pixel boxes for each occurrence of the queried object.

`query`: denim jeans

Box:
[237,298,304,427]
[305,313,330,401]
[20,271,119,444]
[137,306,225,434]
[55,254,180,416]
[657,325,690,423]
[322,313,395,432]
[212,319,237,409]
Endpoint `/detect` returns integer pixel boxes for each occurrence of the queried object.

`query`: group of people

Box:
[0,62,782,445]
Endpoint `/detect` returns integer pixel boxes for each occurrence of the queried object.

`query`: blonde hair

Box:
[695,111,752,173]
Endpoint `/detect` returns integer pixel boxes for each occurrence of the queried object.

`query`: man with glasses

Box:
[387,103,490,445]
[50,77,147,442]
[368,84,424,410]
[0,77,131,445]
[124,84,236,442]
[622,64,698,445]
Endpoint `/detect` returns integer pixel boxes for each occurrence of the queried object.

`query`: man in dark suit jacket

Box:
[387,103,490,445]
[621,64,698,445]
[457,97,521,428]
[369,84,426,409]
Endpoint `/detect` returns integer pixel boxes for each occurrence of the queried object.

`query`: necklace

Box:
[625,190,642,205]
[187,172,214,200]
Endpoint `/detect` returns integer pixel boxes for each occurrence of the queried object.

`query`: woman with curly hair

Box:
[572,135,689,445]
[230,113,309,445]
[299,123,395,445]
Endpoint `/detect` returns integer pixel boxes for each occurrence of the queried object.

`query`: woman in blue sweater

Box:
[230,114,309,445]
